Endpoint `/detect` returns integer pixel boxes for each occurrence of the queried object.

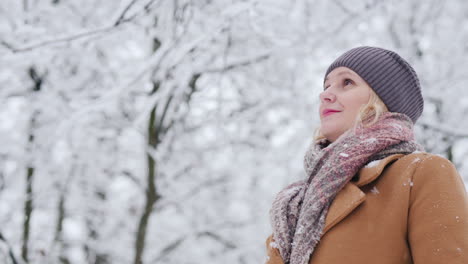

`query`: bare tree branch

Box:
[152,230,237,262]
[196,231,237,250]
[0,232,20,264]
[152,236,186,262]
[114,0,140,26]
[331,0,356,15]
[203,53,271,74]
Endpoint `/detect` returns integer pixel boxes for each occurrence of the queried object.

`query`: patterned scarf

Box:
[269,112,423,264]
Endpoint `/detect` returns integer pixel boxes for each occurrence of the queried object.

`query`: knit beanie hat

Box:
[324,46,424,123]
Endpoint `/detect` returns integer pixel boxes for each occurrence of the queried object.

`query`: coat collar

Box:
[322,154,404,234]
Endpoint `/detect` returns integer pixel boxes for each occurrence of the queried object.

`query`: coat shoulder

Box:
[398,152,451,164]
[392,152,457,176]
[398,152,461,182]
[404,152,468,264]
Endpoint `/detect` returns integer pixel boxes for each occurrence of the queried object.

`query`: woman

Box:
[265,46,468,264]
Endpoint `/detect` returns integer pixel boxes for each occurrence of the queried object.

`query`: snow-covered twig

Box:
[0,232,21,264]
[2,26,118,53]
[418,120,468,138]
[2,0,145,53]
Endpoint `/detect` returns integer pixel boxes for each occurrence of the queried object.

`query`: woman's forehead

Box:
[325,67,359,82]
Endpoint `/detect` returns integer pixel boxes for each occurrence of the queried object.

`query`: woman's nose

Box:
[319,90,336,103]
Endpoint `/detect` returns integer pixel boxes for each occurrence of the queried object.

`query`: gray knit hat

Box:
[324,46,424,123]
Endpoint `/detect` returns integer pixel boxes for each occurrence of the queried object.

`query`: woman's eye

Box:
[344,79,353,86]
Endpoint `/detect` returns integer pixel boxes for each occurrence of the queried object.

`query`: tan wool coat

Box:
[265,153,468,264]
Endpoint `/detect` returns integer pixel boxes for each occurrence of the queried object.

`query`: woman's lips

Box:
[322,109,341,117]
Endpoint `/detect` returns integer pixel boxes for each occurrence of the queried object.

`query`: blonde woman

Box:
[266,46,468,264]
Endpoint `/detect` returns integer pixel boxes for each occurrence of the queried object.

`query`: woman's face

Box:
[319,67,372,142]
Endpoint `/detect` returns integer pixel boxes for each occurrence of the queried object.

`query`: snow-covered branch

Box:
[418,120,468,138]
[2,26,118,53]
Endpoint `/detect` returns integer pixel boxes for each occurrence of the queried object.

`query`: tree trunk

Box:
[22,66,43,263]
[133,82,162,264]
[133,151,159,264]
[22,117,35,263]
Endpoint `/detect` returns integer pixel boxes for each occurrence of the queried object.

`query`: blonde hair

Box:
[314,89,389,141]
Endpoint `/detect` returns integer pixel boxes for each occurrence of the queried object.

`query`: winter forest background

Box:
[1,0,468,263]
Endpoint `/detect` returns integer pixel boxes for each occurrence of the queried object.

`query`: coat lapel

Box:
[322,154,404,235]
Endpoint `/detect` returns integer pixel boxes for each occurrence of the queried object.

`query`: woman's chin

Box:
[320,126,344,142]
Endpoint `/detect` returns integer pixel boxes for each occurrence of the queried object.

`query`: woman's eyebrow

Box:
[326,71,355,80]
